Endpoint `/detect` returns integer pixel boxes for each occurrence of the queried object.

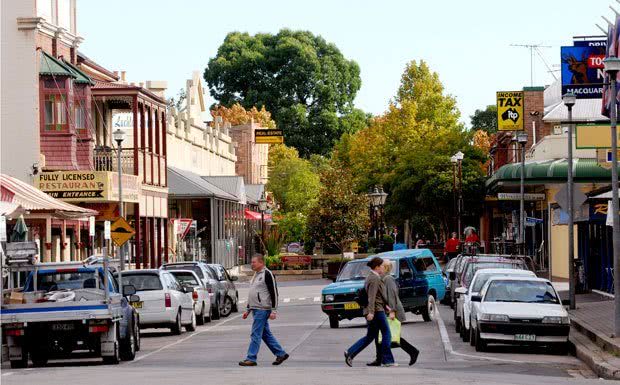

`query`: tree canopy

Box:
[470,105,498,134]
[211,103,276,128]
[204,29,363,157]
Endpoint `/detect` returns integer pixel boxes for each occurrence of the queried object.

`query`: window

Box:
[123,274,163,291]
[75,104,86,130]
[400,259,413,278]
[44,94,67,131]
[413,257,437,273]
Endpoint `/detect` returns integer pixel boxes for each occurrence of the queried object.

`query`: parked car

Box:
[167,270,212,325]
[453,256,527,334]
[471,276,570,353]
[441,257,458,305]
[207,263,239,317]
[161,261,222,320]
[121,269,196,334]
[321,249,445,328]
[459,268,536,343]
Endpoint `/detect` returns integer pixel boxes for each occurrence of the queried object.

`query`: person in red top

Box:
[444,232,460,262]
[465,231,480,244]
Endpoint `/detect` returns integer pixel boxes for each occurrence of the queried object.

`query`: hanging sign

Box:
[255,129,284,144]
[496,91,524,131]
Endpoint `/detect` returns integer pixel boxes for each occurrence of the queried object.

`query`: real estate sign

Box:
[496,91,524,131]
[255,129,284,144]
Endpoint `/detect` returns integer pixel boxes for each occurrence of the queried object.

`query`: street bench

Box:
[281,255,312,270]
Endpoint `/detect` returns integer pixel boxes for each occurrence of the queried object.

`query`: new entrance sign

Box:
[496,91,524,131]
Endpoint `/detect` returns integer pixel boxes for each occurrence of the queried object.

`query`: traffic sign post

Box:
[111,217,135,247]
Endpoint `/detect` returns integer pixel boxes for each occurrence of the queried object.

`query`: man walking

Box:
[239,254,289,367]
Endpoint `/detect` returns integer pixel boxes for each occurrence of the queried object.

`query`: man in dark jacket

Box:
[239,254,289,366]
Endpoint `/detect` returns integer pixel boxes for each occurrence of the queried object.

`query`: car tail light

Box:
[192,290,198,300]
[5,329,24,337]
[165,292,171,308]
[89,325,109,333]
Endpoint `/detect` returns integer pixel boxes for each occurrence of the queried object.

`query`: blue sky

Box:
[79,0,610,125]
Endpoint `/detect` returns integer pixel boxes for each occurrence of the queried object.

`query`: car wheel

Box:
[212,299,221,320]
[462,323,470,342]
[135,318,141,351]
[205,303,212,323]
[232,292,239,313]
[197,303,206,326]
[329,314,339,329]
[421,294,436,322]
[120,320,136,361]
[469,320,476,346]
[455,316,461,333]
[475,328,486,352]
[220,296,233,317]
[186,311,197,332]
[171,310,183,335]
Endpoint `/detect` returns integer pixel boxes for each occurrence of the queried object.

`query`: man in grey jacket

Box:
[239,254,289,366]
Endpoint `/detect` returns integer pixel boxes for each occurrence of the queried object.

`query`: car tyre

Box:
[135,317,141,352]
[421,294,436,322]
[455,316,461,333]
[205,303,213,323]
[212,299,221,320]
[197,303,206,326]
[552,342,569,356]
[475,328,486,352]
[186,311,197,332]
[329,314,339,329]
[171,310,183,335]
[220,296,233,317]
[120,320,136,361]
[232,293,239,313]
[469,322,476,346]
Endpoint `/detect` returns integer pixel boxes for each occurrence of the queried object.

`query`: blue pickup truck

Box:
[321,249,445,328]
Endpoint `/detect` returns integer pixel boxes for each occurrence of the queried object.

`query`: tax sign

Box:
[496,91,524,131]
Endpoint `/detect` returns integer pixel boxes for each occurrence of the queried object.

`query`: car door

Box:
[164,273,192,322]
[411,257,430,307]
[398,258,415,310]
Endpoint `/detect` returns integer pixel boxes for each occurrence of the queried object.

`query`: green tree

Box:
[470,105,498,134]
[204,29,362,157]
[307,163,369,254]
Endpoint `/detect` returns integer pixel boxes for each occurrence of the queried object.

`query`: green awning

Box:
[486,158,620,189]
[39,51,75,78]
[62,59,95,85]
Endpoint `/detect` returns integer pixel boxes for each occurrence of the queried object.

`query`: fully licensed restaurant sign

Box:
[37,171,140,203]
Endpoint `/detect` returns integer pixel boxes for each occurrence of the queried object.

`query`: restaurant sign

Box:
[38,171,140,203]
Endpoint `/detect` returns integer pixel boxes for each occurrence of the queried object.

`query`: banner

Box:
[496,91,524,131]
[38,171,140,203]
[561,41,606,99]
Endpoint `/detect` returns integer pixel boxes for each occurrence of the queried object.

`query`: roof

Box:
[167,167,237,201]
[245,184,265,205]
[92,80,166,105]
[0,174,97,218]
[77,51,120,81]
[486,158,620,188]
[39,51,75,78]
[62,59,95,85]
[543,98,609,123]
[202,176,246,204]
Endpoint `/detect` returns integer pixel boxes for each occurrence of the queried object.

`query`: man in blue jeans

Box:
[239,254,289,366]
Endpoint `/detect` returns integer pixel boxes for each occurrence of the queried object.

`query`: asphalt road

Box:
[0,279,607,384]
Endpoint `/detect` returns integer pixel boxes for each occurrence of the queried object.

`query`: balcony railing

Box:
[94,147,135,175]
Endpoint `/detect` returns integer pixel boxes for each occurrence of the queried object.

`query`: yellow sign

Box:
[38,171,140,203]
[255,129,284,144]
[576,124,620,149]
[111,216,135,247]
[496,91,524,131]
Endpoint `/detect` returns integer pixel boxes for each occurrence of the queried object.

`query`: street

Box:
[1,279,602,385]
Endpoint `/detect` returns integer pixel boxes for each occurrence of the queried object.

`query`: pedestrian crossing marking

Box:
[283,298,291,303]
[313,297,320,302]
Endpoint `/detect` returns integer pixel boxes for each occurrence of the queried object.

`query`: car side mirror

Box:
[471,295,482,302]
[129,294,140,303]
[123,284,137,296]
[231,275,239,281]
[183,286,194,294]
[449,272,456,280]
[454,287,467,295]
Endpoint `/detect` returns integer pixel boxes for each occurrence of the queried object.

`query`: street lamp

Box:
[113,128,125,291]
[515,132,528,253]
[257,191,268,255]
[603,57,620,333]
[450,155,458,233]
[453,151,464,239]
[562,93,576,310]
[367,186,388,250]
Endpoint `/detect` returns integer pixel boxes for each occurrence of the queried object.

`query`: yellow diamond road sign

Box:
[111,217,135,247]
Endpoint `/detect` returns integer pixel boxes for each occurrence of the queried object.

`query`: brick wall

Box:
[523,87,545,149]
[76,138,93,169]
[41,133,79,170]
[229,122,269,184]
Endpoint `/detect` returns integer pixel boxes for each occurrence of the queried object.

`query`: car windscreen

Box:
[170,271,200,287]
[484,280,559,304]
[28,271,102,292]
[444,258,457,272]
[162,264,204,279]
[337,262,370,282]
[123,273,163,291]
[463,261,524,288]
[471,272,531,293]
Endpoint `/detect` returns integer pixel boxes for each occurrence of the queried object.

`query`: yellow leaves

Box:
[211,103,276,128]
[473,130,491,152]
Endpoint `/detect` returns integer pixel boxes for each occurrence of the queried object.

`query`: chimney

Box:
[121,71,126,82]
[146,81,168,99]
[113,71,119,78]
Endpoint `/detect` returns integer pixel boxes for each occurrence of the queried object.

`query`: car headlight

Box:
[324,295,334,302]
[542,316,569,324]
[479,313,509,322]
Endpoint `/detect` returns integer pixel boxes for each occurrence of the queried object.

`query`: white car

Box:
[122,269,196,334]
[168,270,212,325]
[458,268,536,344]
[471,276,570,353]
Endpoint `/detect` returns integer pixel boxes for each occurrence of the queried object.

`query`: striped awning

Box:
[0,174,97,218]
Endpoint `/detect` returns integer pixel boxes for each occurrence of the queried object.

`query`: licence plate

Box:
[515,334,536,342]
[344,302,360,310]
[131,301,143,309]
[51,323,75,331]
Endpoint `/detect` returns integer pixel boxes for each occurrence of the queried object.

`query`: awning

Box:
[62,59,95,85]
[167,167,237,201]
[0,174,97,218]
[39,51,76,78]
[244,209,271,221]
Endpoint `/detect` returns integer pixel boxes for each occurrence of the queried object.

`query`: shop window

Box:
[44,94,68,131]
[75,103,86,131]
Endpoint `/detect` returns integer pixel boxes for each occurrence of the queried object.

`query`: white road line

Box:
[283,298,291,303]
[288,317,327,354]
[313,296,321,302]
[435,306,537,364]
[131,313,243,363]
[299,297,306,301]
[1,372,14,377]
[239,300,246,304]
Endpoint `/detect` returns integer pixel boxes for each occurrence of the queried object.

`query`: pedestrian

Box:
[238,254,289,367]
[415,238,426,249]
[344,257,396,367]
[367,260,420,366]
[444,232,460,262]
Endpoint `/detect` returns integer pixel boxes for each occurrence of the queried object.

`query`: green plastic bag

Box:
[378,318,401,345]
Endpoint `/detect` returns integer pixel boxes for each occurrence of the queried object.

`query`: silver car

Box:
[168,270,212,325]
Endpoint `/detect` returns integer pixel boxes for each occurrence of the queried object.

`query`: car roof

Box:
[123,269,161,275]
[472,268,533,276]
[358,249,435,261]
[486,276,550,283]
[162,262,203,266]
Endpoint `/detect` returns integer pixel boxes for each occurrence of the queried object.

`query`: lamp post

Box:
[113,128,125,291]
[560,93,576,310]
[603,57,620,334]
[368,186,388,251]
[515,132,528,252]
[453,151,464,239]
[257,192,268,255]
[450,155,458,233]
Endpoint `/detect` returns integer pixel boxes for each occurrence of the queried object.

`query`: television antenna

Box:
[510,43,556,86]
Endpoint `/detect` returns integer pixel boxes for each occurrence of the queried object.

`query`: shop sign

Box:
[561,41,606,99]
[496,91,524,131]
[497,193,545,201]
[255,129,284,144]
[37,171,140,203]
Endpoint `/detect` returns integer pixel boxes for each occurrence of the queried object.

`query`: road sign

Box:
[496,91,524,131]
[111,217,135,247]
[104,221,111,240]
[255,129,284,144]
[525,217,543,227]
[497,193,545,201]
[174,218,193,240]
